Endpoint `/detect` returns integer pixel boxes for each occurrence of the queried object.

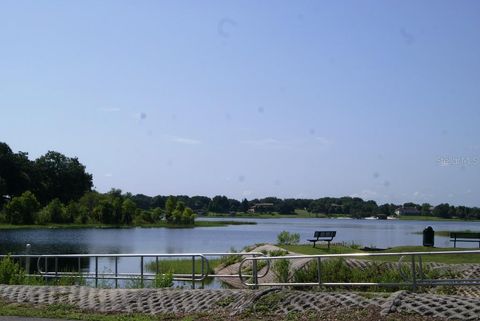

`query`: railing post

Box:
[78,257,81,286]
[25,244,31,274]
[317,257,322,286]
[95,256,98,288]
[201,256,205,289]
[252,255,258,289]
[115,256,118,289]
[418,256,424,281]
[55,257,58,280]
[411,255,417,292]
[191,256,195,289]
[156,256,159,275]
[140,256,144,288]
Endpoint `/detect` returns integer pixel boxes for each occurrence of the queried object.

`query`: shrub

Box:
[0,255,26,284]
[277,231,300,245]
[272,258,290,283]
[154,271,174,288]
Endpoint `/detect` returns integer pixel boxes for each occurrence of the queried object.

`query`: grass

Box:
[279,244,480,264]
[0,298,433,321]
[144,258,222,274]
[0,220,256,230]
[411,229,480,237]
[398,215,480,222]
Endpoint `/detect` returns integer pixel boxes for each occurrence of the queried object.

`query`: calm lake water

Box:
[1,217,478,255]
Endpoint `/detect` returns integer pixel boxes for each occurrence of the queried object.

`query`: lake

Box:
[1,217,478,255]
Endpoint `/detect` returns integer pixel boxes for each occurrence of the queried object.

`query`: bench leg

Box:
[312,241,316,248]
[327,241,330,250]
[454,239,456,248]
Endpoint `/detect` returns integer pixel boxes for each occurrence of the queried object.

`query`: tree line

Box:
[2,141,480,225]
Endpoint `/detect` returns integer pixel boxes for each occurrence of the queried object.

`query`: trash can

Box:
[423,226,434,247]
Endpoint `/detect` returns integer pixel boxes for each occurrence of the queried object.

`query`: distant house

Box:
[394,206,421,216]
[248,203,274,213]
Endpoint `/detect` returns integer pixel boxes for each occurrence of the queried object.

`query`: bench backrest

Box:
[450,232,480,239]
[314,231,336,238]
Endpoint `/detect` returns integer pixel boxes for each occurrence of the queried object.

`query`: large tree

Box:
[34,151,93,204]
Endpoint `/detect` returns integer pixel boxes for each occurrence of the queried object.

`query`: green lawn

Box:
[279,244,480,264]
[398,215,480,222]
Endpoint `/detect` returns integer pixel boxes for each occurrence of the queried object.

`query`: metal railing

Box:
[238,250,480,290]
[0,251,269,289]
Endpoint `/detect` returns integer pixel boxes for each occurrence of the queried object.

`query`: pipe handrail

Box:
[239,249,480,289]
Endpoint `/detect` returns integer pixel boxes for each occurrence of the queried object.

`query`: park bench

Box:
[450,232,480,248]
[308,231,336,249]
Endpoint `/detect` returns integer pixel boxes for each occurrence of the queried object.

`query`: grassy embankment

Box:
[143,242,480,276]
[398,215,480,222]
[280,244,480,264]
[206,209,346,219]
[0,220,256,230]
[210,210,480,221]
[0,298,433,321]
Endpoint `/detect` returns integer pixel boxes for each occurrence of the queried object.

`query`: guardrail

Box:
[238,250,480,290]
[0,251,269,289]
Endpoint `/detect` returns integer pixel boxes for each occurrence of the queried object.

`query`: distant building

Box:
[248,203,274,213]
[394,206,421,216]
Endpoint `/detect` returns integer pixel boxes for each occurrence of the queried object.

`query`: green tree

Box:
[5,191,40,224]
[241,198,250,213]
[65,201,81,224]
[165,196,176,222]
[421,203,432,216]
[95,201,115,224]
[42,198,66,224]
[0,143,33,205]
[122,198,137,225]
[433,203,451,218]
[182,207,195,224]
[34,151,93,204]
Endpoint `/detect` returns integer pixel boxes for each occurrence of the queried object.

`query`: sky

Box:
[1,1,479,206]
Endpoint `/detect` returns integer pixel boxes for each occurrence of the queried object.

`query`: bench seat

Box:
[308,231,336,249]
[450,232,480,248]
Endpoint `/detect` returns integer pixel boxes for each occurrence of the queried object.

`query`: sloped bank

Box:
[1,285,480,320]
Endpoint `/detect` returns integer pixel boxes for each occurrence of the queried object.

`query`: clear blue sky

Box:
[1,1,479,206]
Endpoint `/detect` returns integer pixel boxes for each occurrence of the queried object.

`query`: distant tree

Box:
[122,199,137,225]
[421,203,432,216]
[46,199,66,223]
[189,196,211,211]
[34,151,92,204]
[65,202,81,224]
[241,198,250,213]
[433,203,451,218]
[131,194,152,210]
[5,191,40,225]
[208,195,230,213]
[165,196,176,222]
[151,207,163,221]
[182,207,195,224]
[276,201,295,214]
[0,143,33,204]
[95,201,115,224]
